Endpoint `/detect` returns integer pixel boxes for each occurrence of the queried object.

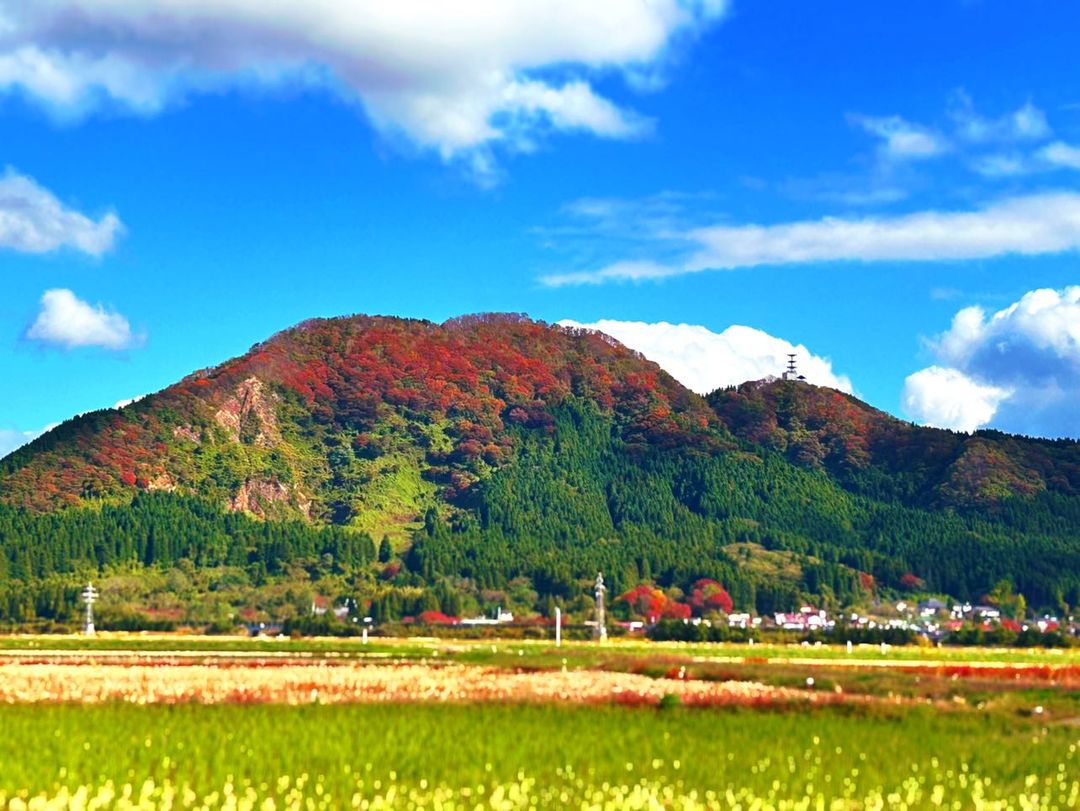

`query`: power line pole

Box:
[81,582,98,636]
[593,572,607,642]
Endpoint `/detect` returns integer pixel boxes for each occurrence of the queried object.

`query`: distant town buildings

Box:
[774,605,831,631]
[460,608,515,626]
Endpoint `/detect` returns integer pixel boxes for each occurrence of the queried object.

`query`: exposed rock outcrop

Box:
[214,376,280,447]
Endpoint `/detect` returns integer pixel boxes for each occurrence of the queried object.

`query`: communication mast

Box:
[782,353,807,382]
[81,582,99,636]
[593,572,607,642]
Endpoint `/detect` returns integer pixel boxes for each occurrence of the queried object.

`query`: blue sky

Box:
[2,0,1080,456]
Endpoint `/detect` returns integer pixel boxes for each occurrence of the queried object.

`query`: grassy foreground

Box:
[0,703,1076,809]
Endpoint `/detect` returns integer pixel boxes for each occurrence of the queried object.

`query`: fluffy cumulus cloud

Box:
[902,286,1080,437]
[0,168,122,255]
[26,288,138,350]
[0,1,726,174]
[543,191,1080,285]
[901,366,1012,433]
[559,318,853,394]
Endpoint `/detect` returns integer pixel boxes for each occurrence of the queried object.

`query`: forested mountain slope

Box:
[1,314,1078,618]
[1,314,720,524]
[709,378,1080,510]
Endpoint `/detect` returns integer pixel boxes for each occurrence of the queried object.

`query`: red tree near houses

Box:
[418,610,459,625]
[688,579,733,616]
[617,584,692,623]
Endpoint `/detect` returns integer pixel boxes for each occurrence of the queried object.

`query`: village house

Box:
[918,599,947,617]
[773,605,831,631]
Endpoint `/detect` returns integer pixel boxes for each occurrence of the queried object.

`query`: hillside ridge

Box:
[1,313,722,528]
[2,313,1079,616]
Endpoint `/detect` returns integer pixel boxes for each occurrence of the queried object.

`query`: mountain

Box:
[1,313,720,525]
[709,378,1080,509]
[1,313,1079,623]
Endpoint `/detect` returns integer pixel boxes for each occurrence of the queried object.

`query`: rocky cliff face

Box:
[213,376,281,448]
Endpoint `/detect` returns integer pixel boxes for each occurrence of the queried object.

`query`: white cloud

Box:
[0,1,725,172]
[970,152,1030,178]
[687,192,1080,269]
[1010,102,1052,140]
[113,394,146,409]
[542,191,1080,285]
[545,260,677,286]
[0,168,122,255]
[850,114,947,160]
[933,287,1080,369]
[901,366,1012,433]
[1040,141,1080,171]
[559,318,853,394]
[904,287,1080,438]
[844,96,1056,182]
[948,94,1051,144]
[26,288,138,350]
[973,142,1080,178]
[501,80,651,140]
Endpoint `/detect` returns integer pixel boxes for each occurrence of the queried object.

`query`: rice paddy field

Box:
[1,636,1078,809]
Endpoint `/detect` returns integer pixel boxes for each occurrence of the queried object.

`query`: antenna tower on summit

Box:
[782,353,807,382]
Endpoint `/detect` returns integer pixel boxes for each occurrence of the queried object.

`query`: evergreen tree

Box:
[378,535,394,564]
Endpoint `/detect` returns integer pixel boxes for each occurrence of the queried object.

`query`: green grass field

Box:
[0,703,1076,809]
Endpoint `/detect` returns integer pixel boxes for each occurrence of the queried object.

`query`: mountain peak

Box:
[1,313,722,523]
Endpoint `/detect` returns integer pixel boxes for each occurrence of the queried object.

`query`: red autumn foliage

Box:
[0,314,726,511]
[618,584,692,623]
[687,578,733,615]
[899,573,924,591]
[665,602,693,620]
[417,610,459,625]
[711,377,1080,507]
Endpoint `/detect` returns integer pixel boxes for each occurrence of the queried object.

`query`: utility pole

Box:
[593,572,607,642]
[81,582,99,636]
[555,606,562,647]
